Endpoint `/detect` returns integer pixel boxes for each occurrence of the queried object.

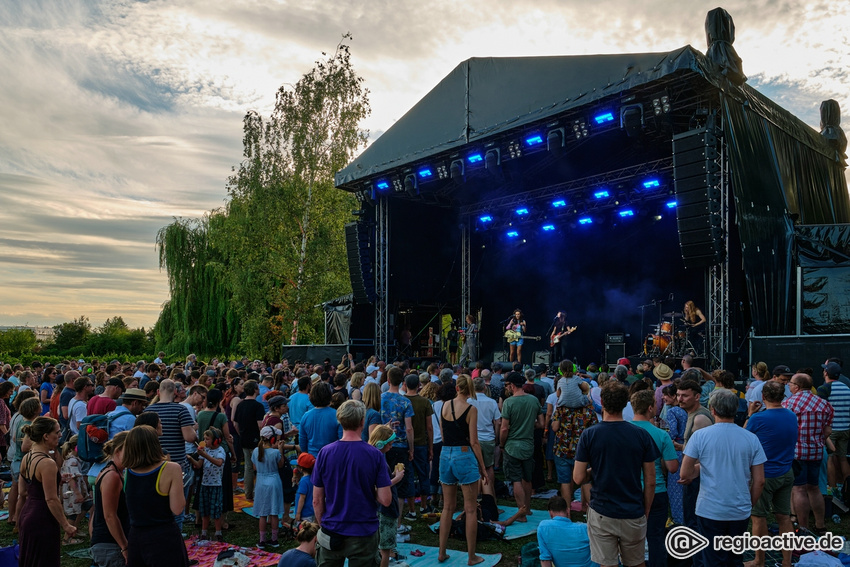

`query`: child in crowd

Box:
[59,435,91,545]
[196,427,227,541]
[276,521,319,567]
[293,452,316,524]
[369,425,407,567]
[252,426,285,549]
[556,359,590,409]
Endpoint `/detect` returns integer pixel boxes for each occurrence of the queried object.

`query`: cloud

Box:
[0,0,846,329]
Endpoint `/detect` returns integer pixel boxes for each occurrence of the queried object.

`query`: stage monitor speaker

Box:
[673,127,725,269]
[345,222,376,303]
[493,351,510,363]
[533,351,551,365]
[605,342,626,365]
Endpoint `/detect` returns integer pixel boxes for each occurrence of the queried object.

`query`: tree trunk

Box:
[290,182,313,345]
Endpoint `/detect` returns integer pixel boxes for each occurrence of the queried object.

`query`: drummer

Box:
[683,300,707,355]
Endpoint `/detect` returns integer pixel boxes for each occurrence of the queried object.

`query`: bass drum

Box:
[643,334,671,354]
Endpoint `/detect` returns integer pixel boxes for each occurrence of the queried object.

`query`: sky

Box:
[1,0,848,330]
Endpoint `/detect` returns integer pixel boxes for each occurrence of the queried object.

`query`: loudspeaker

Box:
[493,351,510,363]
[345,222,376,304]
[533,351,551,365]
[604,342,626,365]
[673,127,725,269]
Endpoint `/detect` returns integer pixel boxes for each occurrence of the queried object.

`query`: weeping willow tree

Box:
[154,36,368,358]
[154,215,240,356]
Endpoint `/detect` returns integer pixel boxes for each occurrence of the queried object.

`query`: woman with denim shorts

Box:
[437,375,487,566]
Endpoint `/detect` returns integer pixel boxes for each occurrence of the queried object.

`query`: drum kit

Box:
[643,311,694,357]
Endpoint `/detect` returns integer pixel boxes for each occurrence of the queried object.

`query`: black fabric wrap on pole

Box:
[820,99,848,167]
[796,225,850,335]
[705,8,746,85]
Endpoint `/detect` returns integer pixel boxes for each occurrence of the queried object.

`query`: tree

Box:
[52,316,91,352]
[0,328,38,355]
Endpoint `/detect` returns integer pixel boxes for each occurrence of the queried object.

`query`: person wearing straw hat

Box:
[106,388,149,440]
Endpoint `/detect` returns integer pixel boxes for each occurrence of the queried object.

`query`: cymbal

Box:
[663,312,683,317]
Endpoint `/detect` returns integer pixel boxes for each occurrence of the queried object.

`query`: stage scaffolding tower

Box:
[707,128,730,369]
[461,223,470,325]
[375,196,389,361]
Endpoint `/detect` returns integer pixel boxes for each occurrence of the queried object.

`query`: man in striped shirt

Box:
[819,361,850,494]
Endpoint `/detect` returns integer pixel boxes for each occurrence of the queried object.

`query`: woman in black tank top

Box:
[437,375,487,566]
[90,431,130,567]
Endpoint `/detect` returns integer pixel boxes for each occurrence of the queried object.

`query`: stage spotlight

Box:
[507,230,519,238]
[375,181,390,191]
[542,224,555,232]
[547,128,565,154]
[618,209,635,218]
[468,153,483,164]
[516,208,529,216]
[653,214,663,221]
[594,189,610,199]
[666,201,677,209]
[485,149,501,174]
[552,199,566,208]
[620,104,644,138]
[450,159,465,180]
[404,174,418,197]
[652,93,671,115]
[578,217,593,225]
[480,215,493,223]
[418,168,432,179]
[525,134,544,146]
[594,112,615,125]
[572,119,589,140]
[643,179,660,189]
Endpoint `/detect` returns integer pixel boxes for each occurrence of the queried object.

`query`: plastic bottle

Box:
[832,514,841,524]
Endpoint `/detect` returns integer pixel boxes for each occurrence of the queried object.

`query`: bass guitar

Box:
[550,326,578,347]
[504,330,542,342]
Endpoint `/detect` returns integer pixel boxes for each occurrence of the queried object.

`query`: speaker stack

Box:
[345,222,376,304]
[604,332,626,365]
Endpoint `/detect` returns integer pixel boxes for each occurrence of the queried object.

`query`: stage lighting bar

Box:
[507,230,519,238]
[594,190,610,199]
[618,209,634,217]
[578,217,593,225]
[594,112,615,125]
[480,215,493,223]
[552,199,566,208]
[542,224,555,232]
[375,181,390,191]
[525,134,544,146]
[573,119,589,140]
[515,208,529,215]
[418,168,433,179]
[468,153,484,164]
[666,201,677,209]
[643,179,660,189]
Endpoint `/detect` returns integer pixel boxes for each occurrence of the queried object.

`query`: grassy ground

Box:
[4,475,850,566]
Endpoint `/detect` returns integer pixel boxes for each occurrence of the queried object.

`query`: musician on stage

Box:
[550,311,576,365]
[459,314,478,367]
[506,309,527,365]
[683,300,707,356]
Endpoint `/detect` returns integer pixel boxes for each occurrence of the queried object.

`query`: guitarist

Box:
[550,311,577,364]
[505,309,528,365]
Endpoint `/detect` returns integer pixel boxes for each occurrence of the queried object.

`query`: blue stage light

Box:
[552,199,566,208]
[525,135,544,146]
[480,215,492,223]
[468,154,483,164]
[666,201,677,209]
[542,224,555,231]
[507,231,519,238]
[516,208,529,215]
[376,181,389,190]
[578,217,593,225]
[594,112,615,124]
[618,209,635,217]
[594,190,609,199]
[643,179,660,188]
[418,168,432,178]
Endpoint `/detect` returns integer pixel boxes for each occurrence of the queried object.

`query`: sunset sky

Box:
[1,0,847,329]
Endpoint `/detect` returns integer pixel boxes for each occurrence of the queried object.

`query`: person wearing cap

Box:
[652,363,674,416]
[87,377,126,416]
[783,373,833,533]
[500,371,544,521]
[818,361,850,494]
[365,365,381,387]
[105,388,149,438]
[294,452,317,523]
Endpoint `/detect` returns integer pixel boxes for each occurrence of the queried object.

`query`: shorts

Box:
[439,445,480,486]
[587,506,647,567]
[199,485,224,519]
[554,456,575,485]
[509,339,524,346]
[503,451,533,483]
[11,460,20,483]
[752,469,793,517]
[793,459,821,486]
[830,429,850,458]
[378,513,397,551]
[479,440,495,469]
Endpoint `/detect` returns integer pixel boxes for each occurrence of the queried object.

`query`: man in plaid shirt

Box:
[783,373,834,533]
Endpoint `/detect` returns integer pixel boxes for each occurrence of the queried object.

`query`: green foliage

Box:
[0,328,38,356]
[52,316,92,352]
[154,35,369,359]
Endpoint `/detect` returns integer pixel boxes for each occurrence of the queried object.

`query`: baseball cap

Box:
[617,357,631,367]
[822,361,842,378]
[268,395,288,409]
[505,372,525,387]
[296,453,316,469]
[366,365,379,374]
[772,365,793,376]
[106,377,125,390]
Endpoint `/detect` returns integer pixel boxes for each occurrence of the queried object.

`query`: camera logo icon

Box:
[665,526,710,559]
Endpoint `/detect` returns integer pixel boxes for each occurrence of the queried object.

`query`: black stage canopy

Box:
[336,15,849,363]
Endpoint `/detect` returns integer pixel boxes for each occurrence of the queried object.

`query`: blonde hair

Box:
[296,521,320,542]
[456,374,477,400]
[420,382,439,401]
[349,372,365,390]
[368,424,394,447]
[754,361,769,381]
[61,434,79,458]
[362,382,381,411]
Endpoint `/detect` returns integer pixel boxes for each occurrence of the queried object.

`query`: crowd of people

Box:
[0,351,847,567]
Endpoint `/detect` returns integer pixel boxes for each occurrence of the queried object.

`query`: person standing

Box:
[380,367,415,520]
[505,309,527,365]
[459,314,479,367]
[783,373,833,532]
[289,376,314,428]
[550,312,576,365]
[106,388,149,439]
[87,378,125,416]
[68,376,94,435]
[90,432,130,567]
[233,380,265,501]
[403,374,434,515]
[500,372,543,521]
[681,389,766,567]
[818,361,850,494]
[312,400,392,567]
[471,377,501,493]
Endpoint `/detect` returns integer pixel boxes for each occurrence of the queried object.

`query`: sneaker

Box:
[420,504,434,514]
[403,512,417,521]
[257,541,266,550]
[267,539,280,548]
[215,534,223,542]
[396,534,410,543]
[396,524,411,534]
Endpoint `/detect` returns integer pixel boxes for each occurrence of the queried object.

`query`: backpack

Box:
[78,413,119,463]
[520,542,541,567]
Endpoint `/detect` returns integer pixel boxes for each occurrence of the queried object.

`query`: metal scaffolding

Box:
[707,127,730,369]
[461,222,471,323]
[375,196,389,361]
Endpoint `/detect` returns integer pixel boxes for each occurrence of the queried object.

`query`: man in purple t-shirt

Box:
[312,400,392,567]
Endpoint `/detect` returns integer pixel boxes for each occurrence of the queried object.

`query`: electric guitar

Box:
[504,330,542,342]
[550,326,578,347]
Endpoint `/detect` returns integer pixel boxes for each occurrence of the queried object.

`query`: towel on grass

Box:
[428,505,547,540]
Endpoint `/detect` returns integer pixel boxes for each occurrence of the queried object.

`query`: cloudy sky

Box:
[1,0,847,330]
